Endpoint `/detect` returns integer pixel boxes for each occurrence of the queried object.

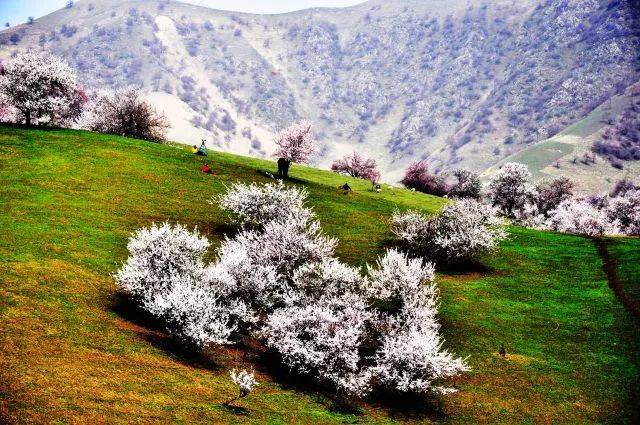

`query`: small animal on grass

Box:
[499,343,506,358]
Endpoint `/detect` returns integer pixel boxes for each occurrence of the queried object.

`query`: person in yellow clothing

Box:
[190,145,198,154]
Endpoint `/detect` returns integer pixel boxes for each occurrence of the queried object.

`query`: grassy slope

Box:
[606,238,640,317]
[481,84,640,192]
[0,125,638,424]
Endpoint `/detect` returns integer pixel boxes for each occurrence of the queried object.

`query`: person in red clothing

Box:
[201,163,212,174]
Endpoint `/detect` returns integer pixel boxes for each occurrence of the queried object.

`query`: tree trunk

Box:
[25,110,31,126]
[277,158,291,179]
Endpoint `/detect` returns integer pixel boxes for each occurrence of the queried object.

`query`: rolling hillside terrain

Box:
[0,125,638,423]
[1,0,639,186]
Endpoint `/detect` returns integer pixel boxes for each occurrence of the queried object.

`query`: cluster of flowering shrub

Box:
[487,163,640,236]
[116,182,468,398]
[400,161,482,199]
[392,199,507,263]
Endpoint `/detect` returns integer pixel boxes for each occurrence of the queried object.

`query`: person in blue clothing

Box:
[196,140,207,156]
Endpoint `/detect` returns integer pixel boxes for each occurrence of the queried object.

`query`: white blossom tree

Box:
[0,51,85,126]
[606,189,640,235]
[392,199,507,262]
[262,292,374,396]
[546,199,618,236]
[229,369,258,399]
[274,121,316,178]
[116,182,469,399]
[369,250,469,394]
[487,163,533,218]
[115,223,246,346]
[217,181,312,227]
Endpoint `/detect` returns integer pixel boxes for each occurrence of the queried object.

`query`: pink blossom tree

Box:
[0,51,85,126]
[274,120,316,178]
[401,161,449,196]
[331,152,378,178]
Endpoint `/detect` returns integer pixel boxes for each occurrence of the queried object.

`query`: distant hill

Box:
[1,0,639,188]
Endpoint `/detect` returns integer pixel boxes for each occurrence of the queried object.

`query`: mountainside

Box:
[1,0,639,184]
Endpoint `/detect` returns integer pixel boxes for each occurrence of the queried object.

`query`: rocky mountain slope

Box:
[1,0,639,185]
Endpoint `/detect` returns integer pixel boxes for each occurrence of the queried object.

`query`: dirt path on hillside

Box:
[593,238,640,322]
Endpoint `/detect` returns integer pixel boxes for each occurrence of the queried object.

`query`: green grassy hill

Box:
[481,83,640,193]
[1,125,638,424]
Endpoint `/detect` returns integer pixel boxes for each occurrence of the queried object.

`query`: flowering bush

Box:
[534,177,575,217]
[392,199,507,262]
[117,182,468,398]
[262,292,374,396]
[114,223,244,346]
[229,369,258,398]
[401,161,449,196]
[217,181,312,227]
[546,199,618,236]
[0,51,86,125]
[87,88,169,142]
[606,189,640,235]
[449,169,482,200]
[214,217,337,318]
[487,163,533,218]
[369,250,469,394]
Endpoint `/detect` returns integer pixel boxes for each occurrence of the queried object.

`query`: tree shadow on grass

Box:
[436,259,496,277]
[368,390,446,423]
[199,221,239,240]
[108,292,222,372]
[382,240,500,279]
[110,293,450,420]
[255,168,307,185]
[249,349,445,420]
[219,402,249,416]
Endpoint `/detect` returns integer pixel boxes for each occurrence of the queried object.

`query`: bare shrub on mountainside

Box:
[88,88,169,142]
[593,90,640,167]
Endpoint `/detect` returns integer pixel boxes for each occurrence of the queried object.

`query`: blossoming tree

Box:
[0,51,85,126]
[273,121,316,178]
